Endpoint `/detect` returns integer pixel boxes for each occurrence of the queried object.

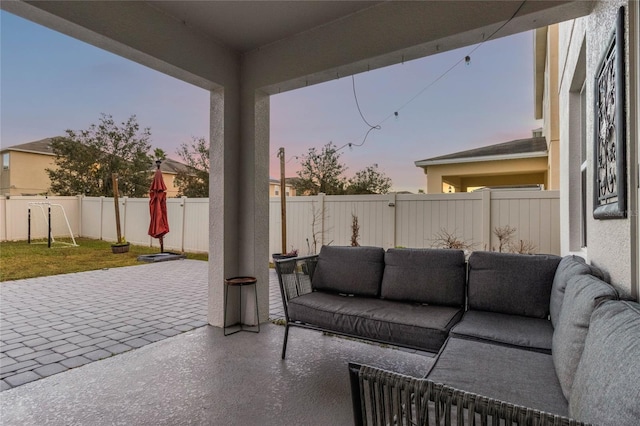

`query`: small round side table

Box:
[224,276,260,336]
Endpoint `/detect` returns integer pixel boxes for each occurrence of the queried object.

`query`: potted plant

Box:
[272,248,298,274]
[111,237,130,254]
[272,248,298,262]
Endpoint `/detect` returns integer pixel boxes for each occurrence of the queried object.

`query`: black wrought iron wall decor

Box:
[593,6,627,219]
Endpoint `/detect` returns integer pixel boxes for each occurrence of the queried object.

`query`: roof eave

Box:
[415,151,548,168]
[3,148,55,156]
[534,26,548,120]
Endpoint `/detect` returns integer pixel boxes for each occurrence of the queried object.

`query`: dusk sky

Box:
[1,10,540,193]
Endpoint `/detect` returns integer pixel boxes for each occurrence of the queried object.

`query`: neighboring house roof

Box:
[158,158,192,175]
[1,137,58,156]
[269,177,296,186]
[415,137,548,167]
[3,137,192,173]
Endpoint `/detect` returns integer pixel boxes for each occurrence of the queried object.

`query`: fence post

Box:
[181,196,187,252]
[121,196,128,242]
[77,195,83,238]
[481,189,492,250]
[99,196,104,240]
[318,193,326,246]
[387,193,397,248]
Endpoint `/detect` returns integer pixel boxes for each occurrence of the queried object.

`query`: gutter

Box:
[414,151,548,167]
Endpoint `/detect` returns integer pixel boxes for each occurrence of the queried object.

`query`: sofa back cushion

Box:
[569,301,640,425]
[467,251,561,318]
[380,248,466,306]
[311,246,385,297]
[550,255,605,328]
[552,274,618,400]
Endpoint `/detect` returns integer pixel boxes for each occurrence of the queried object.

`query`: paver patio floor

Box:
[0,260,286,391]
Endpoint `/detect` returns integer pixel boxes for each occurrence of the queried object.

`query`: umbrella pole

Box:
[160,236,164,253]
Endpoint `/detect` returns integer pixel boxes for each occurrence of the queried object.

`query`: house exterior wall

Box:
[0,151,55,196]
[423,156,548,193]
[0,150,182,198]
[558,0,638,297]
[542,25,561,191]
[162,172,180,198]
[268,182,296,197]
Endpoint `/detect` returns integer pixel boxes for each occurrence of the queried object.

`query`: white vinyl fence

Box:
[270,191,560,256]
[0,190,560,256]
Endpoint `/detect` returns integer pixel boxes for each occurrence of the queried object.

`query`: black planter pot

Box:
[111,242,130,254]
[272,253,297,261]
[272,253,297,273]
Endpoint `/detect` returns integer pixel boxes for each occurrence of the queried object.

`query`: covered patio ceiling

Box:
[2,1,593,93]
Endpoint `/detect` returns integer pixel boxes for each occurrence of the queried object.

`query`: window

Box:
[274,189,279,196]
[2,153,8,170]
[286,191,290,196]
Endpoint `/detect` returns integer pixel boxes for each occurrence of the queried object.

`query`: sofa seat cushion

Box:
[569,301,640,426]
[550,255,605,328]
[467,251,561,318]
[552,274,618,400]
[311,246,385,297]
[380,248,466,306]
[288,292,463,353]
[450,310,553,353]
[426,337,568,416]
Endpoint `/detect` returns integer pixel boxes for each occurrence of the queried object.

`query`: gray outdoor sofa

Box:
[275,246,640,425]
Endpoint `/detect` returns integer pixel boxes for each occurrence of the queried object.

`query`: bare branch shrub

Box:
[493,225,517,253]
[308,201,331,254]
[350,213,360,247]
[432,228,473,250]
[509,240,538,254]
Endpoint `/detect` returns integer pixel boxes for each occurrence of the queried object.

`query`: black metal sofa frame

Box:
[275,246,640,426]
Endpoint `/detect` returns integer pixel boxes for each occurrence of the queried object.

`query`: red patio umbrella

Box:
[148,160,169,252]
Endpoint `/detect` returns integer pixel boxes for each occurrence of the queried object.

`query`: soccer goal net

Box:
[28,202,78,247]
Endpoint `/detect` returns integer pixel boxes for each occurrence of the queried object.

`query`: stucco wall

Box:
[424,157,548,193]
[559,0,634,296]
[542,25,560,191]
[1,151,55,196]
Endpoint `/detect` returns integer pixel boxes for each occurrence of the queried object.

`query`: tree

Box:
[175,136,209,197]
[345,164,392,194]
[294,142,347,195]
[153,148,167,161]
[47,114,152,197]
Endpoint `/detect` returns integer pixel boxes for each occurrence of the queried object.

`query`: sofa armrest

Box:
[274,255,318,305]
[348,363,586,426]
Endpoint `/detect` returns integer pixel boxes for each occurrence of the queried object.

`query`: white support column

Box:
[208,82,271,327]
[237,88,270,324]
[209,85,239,327]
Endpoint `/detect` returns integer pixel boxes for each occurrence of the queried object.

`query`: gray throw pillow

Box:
[569,301,640,425]
[311,246,385,297]
[550,255,605,328]
[380,248,466,306]
[552,274,617,400]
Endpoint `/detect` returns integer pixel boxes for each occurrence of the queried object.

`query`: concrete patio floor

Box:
[0,322,434,425]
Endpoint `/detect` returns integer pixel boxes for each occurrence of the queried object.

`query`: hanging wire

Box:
[336,0,527,151]
[330,76,383,153]
[286,0,527,159]
[352,75,382,131]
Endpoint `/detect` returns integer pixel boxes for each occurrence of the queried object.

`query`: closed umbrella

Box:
[148,160,169,252]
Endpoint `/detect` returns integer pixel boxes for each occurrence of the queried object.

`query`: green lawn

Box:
[0,238,208,282]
